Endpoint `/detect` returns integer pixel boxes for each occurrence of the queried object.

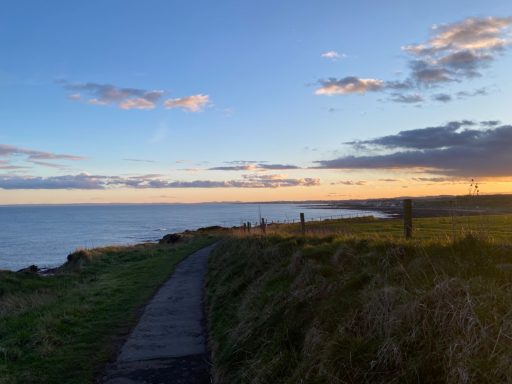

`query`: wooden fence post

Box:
[300,213,306,236]
[403,199,413,239]
[261,218,266,234]
[247,222,251,233]
[243,223,247,233]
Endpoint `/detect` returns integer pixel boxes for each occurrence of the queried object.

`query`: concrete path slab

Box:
[102,244,216,384]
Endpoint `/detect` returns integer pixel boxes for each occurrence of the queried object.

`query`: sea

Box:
[0,203,387,271]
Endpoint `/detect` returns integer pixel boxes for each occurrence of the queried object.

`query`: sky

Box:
[1,0,512,204]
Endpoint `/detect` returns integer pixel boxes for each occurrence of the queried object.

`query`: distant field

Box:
[260,213,512,243]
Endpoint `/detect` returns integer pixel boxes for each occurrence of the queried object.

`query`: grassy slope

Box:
[0,236,214,384]
[207,215,512,383]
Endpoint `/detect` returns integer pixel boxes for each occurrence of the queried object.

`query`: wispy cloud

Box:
[327,192,350,197]
[330,180,366,186]
[0,144,83,172]
[0,173,320,190]
[27,160,68,169]
[315,77,383,95]
[0,173,108,190]
[164,94,210,112]
[123,158,156,163]
[412,177,461,183]
[315,16,512,103]
[315,120,512,177]
[0,160,29,170]
[58,81,211,112]
[432,93,452,102]
[389,93,424,104]
[149,125,168,144]
[119,98,158,110]
[208,163,300,171]
[321,50,346,60]
[456,87,488,98]
[163,175,319,189]
[0,144,85,162]
[67,93,81,101]
[430,87,488,102]
[58,81,164,110]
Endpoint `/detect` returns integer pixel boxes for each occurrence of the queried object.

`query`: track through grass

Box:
[0,236,214,384]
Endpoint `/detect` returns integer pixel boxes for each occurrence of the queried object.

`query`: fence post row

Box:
[403,199,413,239]
[300,212,306,236]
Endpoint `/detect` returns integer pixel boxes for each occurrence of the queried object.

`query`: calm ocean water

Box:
[0,203,386,271]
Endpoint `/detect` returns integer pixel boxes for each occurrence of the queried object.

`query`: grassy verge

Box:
[207,215,512,383]
[0,236,214,384]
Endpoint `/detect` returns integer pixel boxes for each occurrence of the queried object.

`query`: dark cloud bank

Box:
[316,120,512,177]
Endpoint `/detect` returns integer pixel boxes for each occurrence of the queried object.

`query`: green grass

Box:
[0,236,215,384]
[267,214,512,242]
[206,215,512,383]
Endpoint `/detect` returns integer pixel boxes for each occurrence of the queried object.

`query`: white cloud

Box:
[59,81,165,110]
[58,81,212,112]
[403,16,512,55]
[119,98,157,110]
[315,16,512,103]
[164,94,210,112]
[321,50,345,60]
[67,93,81,101]
[315,77,384,95]
[87,98,109,106]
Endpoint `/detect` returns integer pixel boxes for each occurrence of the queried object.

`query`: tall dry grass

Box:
[207,230,512,383]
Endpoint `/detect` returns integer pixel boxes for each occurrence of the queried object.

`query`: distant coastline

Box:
[2,192,512,207]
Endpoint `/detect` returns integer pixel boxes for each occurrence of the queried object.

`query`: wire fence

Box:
[240,210,380,227]
[233,200,512,242]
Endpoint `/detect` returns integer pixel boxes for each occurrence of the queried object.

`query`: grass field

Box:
[0,236,214,384]
[207,214,512,383]
[264,214,512,242]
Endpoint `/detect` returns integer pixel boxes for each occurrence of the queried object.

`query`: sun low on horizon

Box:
[2,0,512,205]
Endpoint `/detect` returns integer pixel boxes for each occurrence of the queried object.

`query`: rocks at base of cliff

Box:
[159,233,182,244]
[17,264,39,273]
[62,249,93,272]
[160,225,229,244]
[197,225,226,232]
[67,249,92,263]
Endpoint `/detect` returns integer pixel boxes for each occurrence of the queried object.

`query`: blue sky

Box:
[1,1,512,203]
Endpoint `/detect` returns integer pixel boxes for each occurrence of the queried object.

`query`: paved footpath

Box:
[102,244,216,384]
